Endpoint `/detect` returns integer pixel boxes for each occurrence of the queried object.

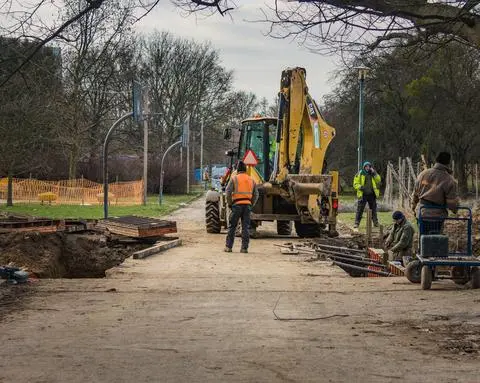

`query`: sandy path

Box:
[0,197,479,382]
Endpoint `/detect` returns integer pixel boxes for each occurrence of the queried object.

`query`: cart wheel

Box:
[452,266,469,285]
[405,260,422,284]
[421,266,433,290]
[471,267,480,289]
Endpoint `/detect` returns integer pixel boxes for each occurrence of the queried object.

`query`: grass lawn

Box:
[0,194,202,220]
[337,211,393,231]
[337,194,419,232]
[338,193,392,231]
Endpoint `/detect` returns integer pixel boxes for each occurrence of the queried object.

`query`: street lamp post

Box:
[355,66,370,171]
[159,140,182,205]
[200,120,204,189]
[103,112,134,219]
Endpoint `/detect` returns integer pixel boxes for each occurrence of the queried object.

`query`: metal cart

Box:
[414,206,480,290]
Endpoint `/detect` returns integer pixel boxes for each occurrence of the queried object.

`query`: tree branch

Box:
[263,0,480,54]
[0,0,106,87]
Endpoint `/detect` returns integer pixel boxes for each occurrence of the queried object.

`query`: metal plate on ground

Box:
[97,216,177,238]
[0,218,63,233]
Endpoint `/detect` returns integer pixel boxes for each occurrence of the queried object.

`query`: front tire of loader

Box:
[294,222,320,238]
[206,201,221,233]
[277,221,292,236]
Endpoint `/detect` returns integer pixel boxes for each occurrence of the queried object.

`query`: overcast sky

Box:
[135,0,341,103]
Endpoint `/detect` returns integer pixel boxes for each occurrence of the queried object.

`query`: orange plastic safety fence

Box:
[0,178,144,205]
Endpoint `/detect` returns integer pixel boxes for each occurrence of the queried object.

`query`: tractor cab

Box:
[238,115,277,181]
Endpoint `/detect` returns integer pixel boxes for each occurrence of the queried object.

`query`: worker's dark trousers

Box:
[355,194,378,225]
[226,204,251,250]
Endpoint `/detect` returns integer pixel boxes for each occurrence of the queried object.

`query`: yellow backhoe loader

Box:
[205,67,339,238]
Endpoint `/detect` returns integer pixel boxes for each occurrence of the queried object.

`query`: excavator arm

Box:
[269,67,339,235]
[208,67,339,238]
[272,67,336,182]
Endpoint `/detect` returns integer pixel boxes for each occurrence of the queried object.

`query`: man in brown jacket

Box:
[411,152,459,233]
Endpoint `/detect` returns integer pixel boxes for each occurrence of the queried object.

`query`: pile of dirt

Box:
[0,232,148,278]
[444,219,470,253]
[473,205,480,257]
[0,232,64,278]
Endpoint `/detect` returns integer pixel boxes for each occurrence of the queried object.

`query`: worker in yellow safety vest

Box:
[353,161,381,228]
[224,160,259,253]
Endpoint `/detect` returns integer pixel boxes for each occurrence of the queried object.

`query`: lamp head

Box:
[354,66,370,80]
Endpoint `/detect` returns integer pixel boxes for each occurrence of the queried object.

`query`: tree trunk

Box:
[69,146,78,180]
[6,171,13,207]
[87,151,99,182]
[455,156,469,198]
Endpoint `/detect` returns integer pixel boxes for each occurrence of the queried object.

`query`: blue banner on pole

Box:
[133,80,143,123]
[182,118,189,148]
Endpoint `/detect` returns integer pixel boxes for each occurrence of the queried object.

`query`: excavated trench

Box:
[0,232,149,278]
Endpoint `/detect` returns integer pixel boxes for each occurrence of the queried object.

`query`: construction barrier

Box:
[367,248,404,277]
[0,178,144,205]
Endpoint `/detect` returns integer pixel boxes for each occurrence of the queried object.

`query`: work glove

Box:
[387,250,395,262]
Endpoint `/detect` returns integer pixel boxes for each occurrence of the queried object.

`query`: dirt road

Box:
[1,198,479,382]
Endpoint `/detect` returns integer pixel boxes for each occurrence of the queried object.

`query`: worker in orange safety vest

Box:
[224,160,259,253]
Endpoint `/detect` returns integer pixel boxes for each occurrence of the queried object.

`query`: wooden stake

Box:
[406,157,417,182]
[366,208,372,248]
[389,164,411,204]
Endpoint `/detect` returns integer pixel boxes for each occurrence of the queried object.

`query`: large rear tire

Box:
[294,222,321,238]
[206,201,221,233]
[277,221,292,236]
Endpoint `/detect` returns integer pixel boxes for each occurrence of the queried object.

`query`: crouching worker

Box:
[384,211,414,264]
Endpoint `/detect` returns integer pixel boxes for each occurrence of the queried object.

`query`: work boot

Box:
[373,222,379,227]
[224,247,232,253]
[240,248,248,254]
[353,223,359,229]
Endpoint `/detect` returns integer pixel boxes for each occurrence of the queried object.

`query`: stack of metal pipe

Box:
[314,243,392,277]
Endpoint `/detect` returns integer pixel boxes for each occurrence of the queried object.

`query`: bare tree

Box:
[55,0,136,179]
[139,32,233,151]
[323,42,480,193]
[136,31,238,191]
[0,37,61,205]
[6,0,480,84]
[260,1,480,55]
